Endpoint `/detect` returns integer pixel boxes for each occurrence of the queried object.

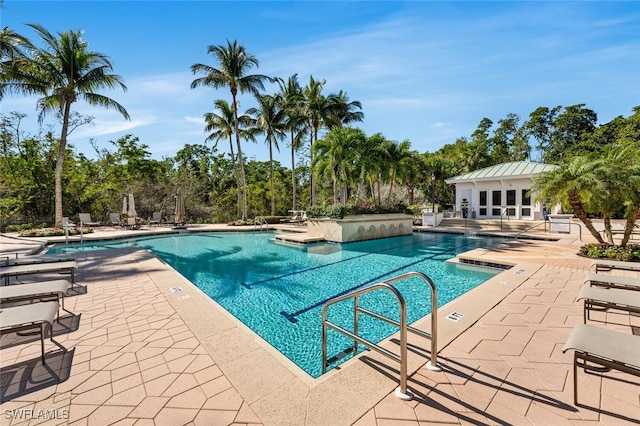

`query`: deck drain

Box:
[170,286,182,293]
[178,295,191,301]
[513,269,526,275]
[446,312,464,322]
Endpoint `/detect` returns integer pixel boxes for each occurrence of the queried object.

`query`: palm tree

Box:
[313,127,365,204]
[1,27,31,98]
[204,99,253,217]
[531,155,604,243]
[247,94,287,215]
[330,90,364,128]
[302,76,342,206]
[385,140,412,204]
[590,144,640,246]
[191,40,270,220]
[276,74,307,211]
[2,24,129,227]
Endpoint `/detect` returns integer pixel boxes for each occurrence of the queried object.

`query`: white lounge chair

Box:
[591,259,640,273]
[0,260,78,286]
[584,272,640,291]
[562,324,640,405]
[78,213,101,227]
[576,286,640,323]
[0,301,60,364]
[1,253,74,267]
[0,279,71,322]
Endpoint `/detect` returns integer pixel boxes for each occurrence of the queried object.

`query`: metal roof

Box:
[445,161,557,183]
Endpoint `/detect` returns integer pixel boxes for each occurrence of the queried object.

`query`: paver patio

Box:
[1,227,638,425]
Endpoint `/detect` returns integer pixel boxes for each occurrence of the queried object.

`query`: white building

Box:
[444,161,558,221]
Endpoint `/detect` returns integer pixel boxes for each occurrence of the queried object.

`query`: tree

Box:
[313,127,366,204]
[532,155,604,243]
[2,25,129,227]
[204,99,253,217]
[247,94,287,215]
[276,74,307,211]
[191,40,270,220]
[302,76,341,205]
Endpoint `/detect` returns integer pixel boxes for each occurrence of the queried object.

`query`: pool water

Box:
[48,232,501,377]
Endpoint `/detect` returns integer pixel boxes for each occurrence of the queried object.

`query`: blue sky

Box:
[3,1,639,165]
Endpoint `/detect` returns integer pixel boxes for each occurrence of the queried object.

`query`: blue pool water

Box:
[48,232,501,377]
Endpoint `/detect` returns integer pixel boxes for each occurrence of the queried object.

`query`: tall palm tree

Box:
[247,94,287,215]
[330,90,364,128]
[302,76,342,206]
[276,74,307,210]
[203,99,253,217]
[191,40,270,220]
[2,24,129,227]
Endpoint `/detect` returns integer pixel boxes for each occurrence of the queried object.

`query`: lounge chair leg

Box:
[573,352,578,405]
[40,323,46,364]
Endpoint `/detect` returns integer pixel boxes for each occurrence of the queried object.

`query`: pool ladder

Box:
[321,271,441,400]
[254,216,268,231]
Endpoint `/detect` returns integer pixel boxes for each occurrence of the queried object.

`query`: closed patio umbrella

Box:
[174,190,185,225]
[122,196,128,215]
[128,192,137,218]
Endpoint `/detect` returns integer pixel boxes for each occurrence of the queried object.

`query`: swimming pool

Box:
[48,232,501,377]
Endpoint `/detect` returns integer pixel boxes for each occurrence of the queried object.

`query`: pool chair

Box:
[0,301,60,364]
[109,213,124,227]
[576,286,640,323]
[0,260,78,286]
[584,272,640,291]
[0,279,71,322]
[562,324,640,405]
[149,211,163,226]
[1,253,74,267]
[77,213,101,228]
[591,259,640,273]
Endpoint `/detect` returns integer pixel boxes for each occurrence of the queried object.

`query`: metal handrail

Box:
[321,271,441,400]
[514,220,548,239]
[254,216,268,231]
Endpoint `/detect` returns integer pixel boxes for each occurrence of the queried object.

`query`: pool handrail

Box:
[321,271,441,400]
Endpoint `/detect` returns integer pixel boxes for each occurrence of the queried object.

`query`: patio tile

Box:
[166,386,207,409]
[191,409,237,426]
[128,396,170,418]
[104,384,147,406]
[153,407,198,426]
[201,387,244,411]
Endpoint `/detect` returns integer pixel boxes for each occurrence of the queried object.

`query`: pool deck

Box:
[1,224,639,425]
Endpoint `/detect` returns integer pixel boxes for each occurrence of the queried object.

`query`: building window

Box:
[479,208,487,215]
[480,191,487,206]
[522,189,531,206]
[492,208,502,216]
[492,190,501,206]
[522,207,531,216]
[506,190,516,206]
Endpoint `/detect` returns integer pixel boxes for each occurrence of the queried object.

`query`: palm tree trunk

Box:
[310,128,316,206]
[568,192,604,243]
[228,135,240,218]
[621,207,639,247]
[603,214,614,244]
[232,92,247,220]
[290,131,296,210]
[55,101,72,228]
[269,137,275,216]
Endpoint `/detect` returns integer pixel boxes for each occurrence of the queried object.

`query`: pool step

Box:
[274,232,325,245]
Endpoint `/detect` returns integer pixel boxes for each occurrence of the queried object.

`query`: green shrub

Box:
[579,243,640,262]
[306,203,409,219]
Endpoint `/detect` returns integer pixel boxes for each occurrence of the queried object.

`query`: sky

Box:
[2,1,639,166]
